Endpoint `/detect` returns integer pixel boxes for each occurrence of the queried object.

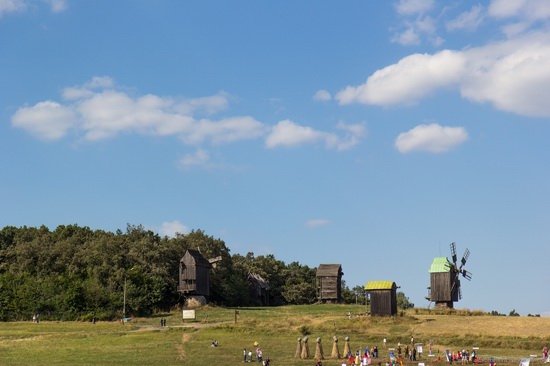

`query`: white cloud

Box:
[0,0,25,16]
[392,16,439,46]
[265,120,364,151]
[395,0,434,15]
[460,32,550,117]
[488,0,550,37]
[14,77,365,155]
[266,120,325,148]
[446,5,484,31]
[305,219,330,228]
[395,123,468,153]
[338,30,550,117]
[174,93,229,116]
[313,89,332,102]
[12,77,265,144]
[488,0,550,22]
[48,0,67,13]
[159,220,189,238]
[11,101,76,141]
[179,149,210,169]
[393,27,421,46]
[183,116,266,145]
[336,50,465,106]
[0,0,67,16]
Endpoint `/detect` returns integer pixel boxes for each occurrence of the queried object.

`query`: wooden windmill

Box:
[178,249,222,298]
[427,242,472,308]
[316,264,343,303]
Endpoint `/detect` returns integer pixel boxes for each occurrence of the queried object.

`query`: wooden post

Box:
[234,309,239,324]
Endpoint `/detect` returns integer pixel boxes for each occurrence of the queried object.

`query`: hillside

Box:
[1,304,548,365]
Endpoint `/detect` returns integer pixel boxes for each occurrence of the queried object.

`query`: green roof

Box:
[428,257,452,273]
[365,281,395,290]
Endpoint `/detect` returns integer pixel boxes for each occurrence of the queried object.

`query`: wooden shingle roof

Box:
[316,264,342,277]
[181,249,212,267]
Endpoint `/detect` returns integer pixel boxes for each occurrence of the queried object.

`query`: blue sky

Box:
[1,0,549,316]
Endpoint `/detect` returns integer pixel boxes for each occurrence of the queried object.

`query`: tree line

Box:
[0,224,414,321]
[0,224,344,321]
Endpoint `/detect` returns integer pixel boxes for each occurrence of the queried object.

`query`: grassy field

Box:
[1,305,549,365]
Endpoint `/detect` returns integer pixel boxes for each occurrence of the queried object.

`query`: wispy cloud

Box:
[0,0,25,16]
[179,149,210,170]
[395,123,468,153]
[158,220,189,238]
[313,89,332,102]
[265,120,365,151]
[305,219,330,228]
[48,0,67,13]
[446,5,484,31]
[395,0,434,16]
[0,0,67,16]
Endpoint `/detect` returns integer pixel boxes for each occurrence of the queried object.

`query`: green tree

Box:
[397,291,414,309]
[282,262,316,304]
[341,280,356,304]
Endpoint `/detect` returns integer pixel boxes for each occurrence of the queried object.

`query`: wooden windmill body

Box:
[316,264,343,303]
[178,249,221,297]
[427,243,472,309]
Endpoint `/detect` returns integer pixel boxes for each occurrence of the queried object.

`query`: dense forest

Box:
[0,224,373,321]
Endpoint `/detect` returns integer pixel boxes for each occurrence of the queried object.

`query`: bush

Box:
[299,325,311,336]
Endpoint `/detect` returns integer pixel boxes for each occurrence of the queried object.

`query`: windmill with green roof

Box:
[427,242,472,308]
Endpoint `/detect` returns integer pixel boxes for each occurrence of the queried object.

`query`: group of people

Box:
[446,349,476,364]
[159,318,167,327]
[348,351,379,366]
[338,345,382,366]
[242,342,269,365]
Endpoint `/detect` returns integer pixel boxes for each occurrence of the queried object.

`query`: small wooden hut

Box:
[428,257,458,308]
[365,281,398,316]
[316,264,343,303]
[178,249,212,296]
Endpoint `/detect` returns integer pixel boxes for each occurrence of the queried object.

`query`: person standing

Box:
[383,338,387,348]
[243,348,247,362]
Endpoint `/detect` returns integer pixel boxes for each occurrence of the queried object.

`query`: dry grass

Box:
[1,306,549,365]
[412,314,550,338]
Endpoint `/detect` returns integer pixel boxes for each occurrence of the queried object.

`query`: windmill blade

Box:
[462,269,472,281]
[450,273,460,293]
[450,242,457,265]
[460,248,470,268]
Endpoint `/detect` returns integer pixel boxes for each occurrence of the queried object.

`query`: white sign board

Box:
[519,358,530,366]
[182,309,196,320]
